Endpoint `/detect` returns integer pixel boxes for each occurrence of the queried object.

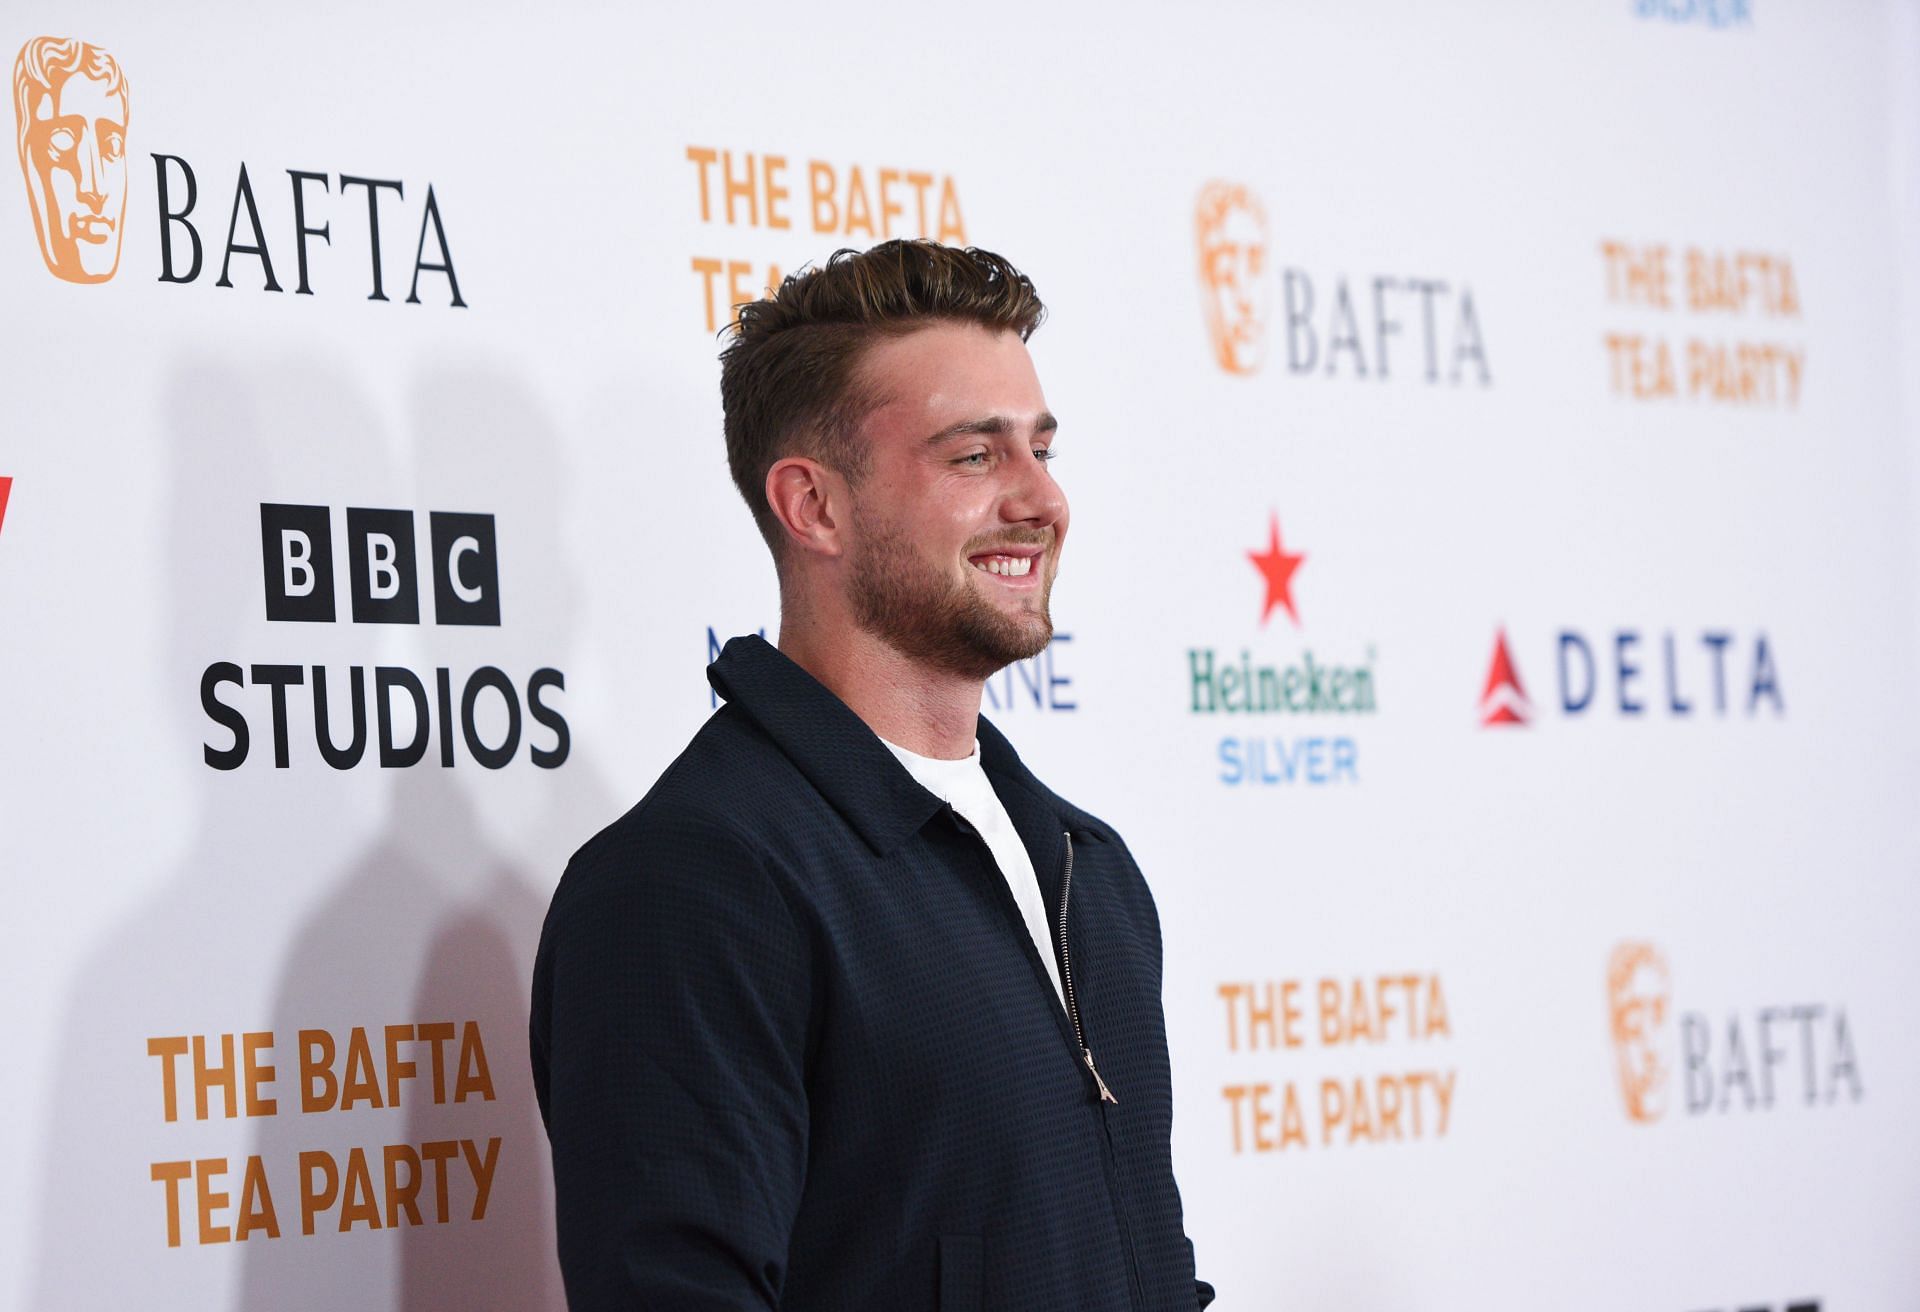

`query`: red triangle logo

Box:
[0,477,11,538]
[1479,628,1530,728]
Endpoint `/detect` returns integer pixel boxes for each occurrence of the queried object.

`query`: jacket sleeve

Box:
[532,810,813,1310]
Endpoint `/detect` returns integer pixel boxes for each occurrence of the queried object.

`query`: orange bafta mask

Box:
[14,36,130,284]
[1194,181,1270,375]
[1606,942,1671,1123]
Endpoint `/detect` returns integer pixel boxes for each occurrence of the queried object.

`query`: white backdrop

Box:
[3,3,1918,1308]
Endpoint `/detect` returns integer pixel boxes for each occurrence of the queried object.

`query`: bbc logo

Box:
[260,503,500,626]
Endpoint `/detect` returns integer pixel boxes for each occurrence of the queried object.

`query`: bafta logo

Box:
[1607,941,1672,1123]
[1194,180,1270,375]
[14,35,130,284]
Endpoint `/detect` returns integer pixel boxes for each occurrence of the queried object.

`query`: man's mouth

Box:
[69,214,113,244]
[968,548,1041,579]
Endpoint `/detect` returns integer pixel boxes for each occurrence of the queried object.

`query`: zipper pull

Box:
[1083,1048,1119,1104]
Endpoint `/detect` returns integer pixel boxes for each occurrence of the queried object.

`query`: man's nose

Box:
[1000,451,1068,527]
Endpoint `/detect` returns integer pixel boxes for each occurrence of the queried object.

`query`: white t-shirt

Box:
[880,736,1068,1014]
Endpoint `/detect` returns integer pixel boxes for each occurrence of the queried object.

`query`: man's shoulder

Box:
[529,706,815,1063]
[556,704,806,901]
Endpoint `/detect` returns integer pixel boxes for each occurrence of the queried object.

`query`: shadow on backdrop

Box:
[29,358,397,1308]
[234,360,615,1311]
[30,356,616,1311]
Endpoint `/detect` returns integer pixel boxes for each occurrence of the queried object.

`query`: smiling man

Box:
[532,241,1212,1310]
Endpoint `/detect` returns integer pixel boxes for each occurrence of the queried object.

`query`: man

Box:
[532,240,1213,1309]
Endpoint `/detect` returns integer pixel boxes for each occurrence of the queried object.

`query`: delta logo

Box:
[1187,512,1377,787]
[1193,179,1491,385]
[1607,941,1861,1124]
[14,34,465,302]
[1477,625,1782,727]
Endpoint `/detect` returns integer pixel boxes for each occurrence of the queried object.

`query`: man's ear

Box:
[765,456,845,558]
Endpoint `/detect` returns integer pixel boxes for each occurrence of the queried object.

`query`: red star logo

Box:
[1247,512,1306,627]
[1479,627,1531,727]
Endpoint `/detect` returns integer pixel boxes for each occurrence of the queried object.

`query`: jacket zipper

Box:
[1058,831,1147,1312]
[1057,832,1118,1105]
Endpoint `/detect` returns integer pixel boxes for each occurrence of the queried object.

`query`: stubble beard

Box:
[848,513,1055,681]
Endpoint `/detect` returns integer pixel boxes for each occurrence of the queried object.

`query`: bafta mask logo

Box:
[14,36,130,284]
[1607,941,1672,1123]
[1194,181,1270,375]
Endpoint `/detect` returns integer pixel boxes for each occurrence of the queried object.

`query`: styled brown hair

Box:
[719,239,1047,551]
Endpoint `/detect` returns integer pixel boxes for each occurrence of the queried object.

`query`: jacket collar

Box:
[707,635,1106,855]
[707,635,944,854]
[975,717,1113,846]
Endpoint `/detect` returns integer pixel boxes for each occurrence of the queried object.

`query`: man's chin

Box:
[847,543,1056,680]
[961,614,1054,678]
[904,608,1053,682]
[967,587,1053,647]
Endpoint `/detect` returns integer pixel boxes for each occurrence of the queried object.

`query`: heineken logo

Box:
[1190,511,1380,789]
[1187,649,1377,716]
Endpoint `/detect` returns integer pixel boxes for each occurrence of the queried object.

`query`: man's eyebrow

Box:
[923,412,1059,444]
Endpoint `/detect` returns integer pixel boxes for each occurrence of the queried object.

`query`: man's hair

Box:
[719,239,1047,552]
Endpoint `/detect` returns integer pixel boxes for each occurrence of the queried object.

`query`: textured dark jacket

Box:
[531,636,1213,1310]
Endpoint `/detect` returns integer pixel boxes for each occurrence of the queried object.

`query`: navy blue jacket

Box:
[531,636,1213,1309]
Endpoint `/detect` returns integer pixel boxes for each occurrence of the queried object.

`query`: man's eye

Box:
[1033,447,1057,463]
[955,451,990,467]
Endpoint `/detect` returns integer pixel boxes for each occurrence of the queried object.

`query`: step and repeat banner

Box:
[3,2,1918,1309]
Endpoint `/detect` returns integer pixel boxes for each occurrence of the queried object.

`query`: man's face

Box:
[1198,203,1269,374]
[19,68,128,282]
[839,322,1068,681]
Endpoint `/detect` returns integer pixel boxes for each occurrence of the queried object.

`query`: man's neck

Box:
[778,615,983,761]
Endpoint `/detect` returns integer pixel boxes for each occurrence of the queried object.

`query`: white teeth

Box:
[973,555,1033,577]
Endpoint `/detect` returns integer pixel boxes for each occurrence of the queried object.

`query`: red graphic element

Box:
[1247,513,1305,627]
[1480,627,1530,727]
[0,476,11,537]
